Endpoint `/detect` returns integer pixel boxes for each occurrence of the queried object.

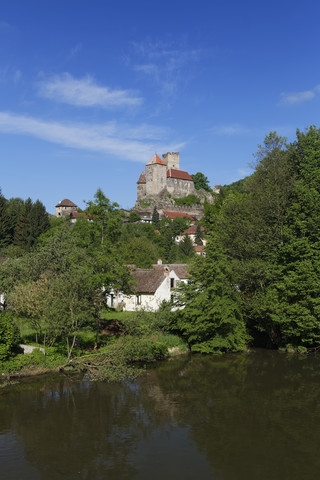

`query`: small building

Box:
[108,262,189,312]
[55,199,78,218]
[175,225,206,245]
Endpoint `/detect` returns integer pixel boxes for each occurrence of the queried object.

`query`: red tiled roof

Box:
[147,154,166,166]
[194,245,205,252]
[137,172,146,184]
[163,211,194,220]
[183,225,205,235]
[167,169,193,181]
[55,199,78,208]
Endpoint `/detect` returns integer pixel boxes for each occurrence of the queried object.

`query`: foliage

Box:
[191,172,211,191]
[128,211,141,223]
[151,206,160,227]
[174,194,201,206]
[179,234,195,257]
[195,224,203,245]
[121,236,158,268]
[0,313,20,361]
[171,235,249,353]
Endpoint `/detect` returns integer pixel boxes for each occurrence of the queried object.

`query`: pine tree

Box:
[0,189,11,248]
[151,206,160,227]
[13,198,32,247]
[179,234,194,257]
[195,224,203,245]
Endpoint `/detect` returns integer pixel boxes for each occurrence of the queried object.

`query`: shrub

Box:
[0,313,20,361]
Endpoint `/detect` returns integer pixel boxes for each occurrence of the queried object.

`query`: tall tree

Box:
[172,233,248,353]
[151,206,160,227]
[0,189,11,249]
[191,172,211,191]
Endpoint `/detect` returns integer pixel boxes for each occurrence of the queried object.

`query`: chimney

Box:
[157,259,162,265]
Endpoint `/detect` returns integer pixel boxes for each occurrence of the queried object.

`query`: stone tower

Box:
[145,154,167,197]
[162,152,180,170]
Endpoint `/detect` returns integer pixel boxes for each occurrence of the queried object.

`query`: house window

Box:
[170,278,175,289]
[136,295,141,305]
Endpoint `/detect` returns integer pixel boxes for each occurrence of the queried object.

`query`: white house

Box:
[108,262,189,312]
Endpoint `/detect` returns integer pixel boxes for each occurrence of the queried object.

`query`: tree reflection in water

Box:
[1,351,320,480]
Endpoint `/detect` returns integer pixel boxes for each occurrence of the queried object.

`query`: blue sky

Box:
[1,0,320,214]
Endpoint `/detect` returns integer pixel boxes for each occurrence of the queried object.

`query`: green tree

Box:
[128,211,141,223]
[191,172,211,191]
[195,224,203,245]
[122,236,158,268]
[179,234,195,257]
[151,206,160,227]
[0,189,11,249]
[172,234,248,353]
[0,312,20,361]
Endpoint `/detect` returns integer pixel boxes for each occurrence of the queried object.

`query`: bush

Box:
[0,313,20,361]
[174,194,201,206]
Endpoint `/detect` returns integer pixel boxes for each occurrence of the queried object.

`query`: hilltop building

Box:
[137,152,195,202]
[55,199,78,218]
[135,152,213,220]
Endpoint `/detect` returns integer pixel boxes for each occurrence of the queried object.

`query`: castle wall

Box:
[167,177,195,197]
[146,163,166,196]
[55,205,77,217]
[137,183,146,201]
[162,152,180,170]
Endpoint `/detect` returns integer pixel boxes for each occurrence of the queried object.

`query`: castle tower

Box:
[162,152,180,170]
[55,199,78,217]
[145,154,167,197]
[137,172,146,201]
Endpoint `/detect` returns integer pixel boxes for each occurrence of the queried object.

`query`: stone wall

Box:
[162,152,180,170]
[167,177,195,197]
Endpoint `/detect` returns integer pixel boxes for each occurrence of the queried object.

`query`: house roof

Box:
[55,199,78,208]
[156,263,189,279]
[132,267,168,293]
[131,263,189,293]
[182,225,205,235]
[146,154,166,166]
[194,245,205,253]
[163,211,194,220]
[167,169,193,181]
[137,172,146,184]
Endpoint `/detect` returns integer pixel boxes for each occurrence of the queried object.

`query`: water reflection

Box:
[1,351,320,479]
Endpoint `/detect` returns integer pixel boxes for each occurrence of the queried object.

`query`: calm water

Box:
[1,350,320,480]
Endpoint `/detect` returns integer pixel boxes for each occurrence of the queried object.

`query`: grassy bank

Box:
[0,309,188,382]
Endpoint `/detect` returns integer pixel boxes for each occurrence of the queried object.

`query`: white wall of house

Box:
[106,268,186,312]
[0,293,5,309]
[123,270,181,312]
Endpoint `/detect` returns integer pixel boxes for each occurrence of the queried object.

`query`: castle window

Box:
[170,278,175,289]
[136,295,141,305]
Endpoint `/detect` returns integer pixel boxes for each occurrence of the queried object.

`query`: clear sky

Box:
[1,0,320,214]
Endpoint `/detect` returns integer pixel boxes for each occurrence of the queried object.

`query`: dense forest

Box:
[172,126,320,353]
[1,126,320,377]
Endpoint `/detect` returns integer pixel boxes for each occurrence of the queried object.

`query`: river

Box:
[1,349,320,479]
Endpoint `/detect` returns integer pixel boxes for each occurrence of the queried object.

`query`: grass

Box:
[1,309,188,380]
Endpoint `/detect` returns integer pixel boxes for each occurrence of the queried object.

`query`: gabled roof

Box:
[131,263,189,293]
[137,172,146,184]
[194,245,205,253]
[55,199,78,208]
[154,263,189,280]
[147,154,166,166]
[132,267,168,293]
[167,169,193,181]
[163,211,194,220]
[182,225,205,235]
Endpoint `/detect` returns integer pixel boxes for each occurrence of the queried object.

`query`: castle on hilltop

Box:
[136,152,195,202]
